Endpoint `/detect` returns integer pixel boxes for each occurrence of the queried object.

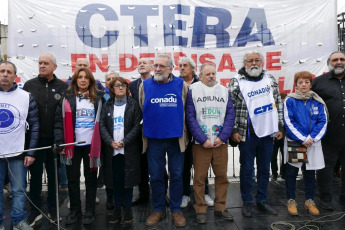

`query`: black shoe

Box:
[242,202,253,217]
[256,202,278,215]
[109,207,122,224]
[65,210,81,225]
[271,174,278,181]
[319,200,334,211]
[123,206,133,223]
[28,210,42,227]
[196,213,207,224]
[132,194,149,206]
[48,210,62,224]
[106,197,114,210]
[83,211,95,225]
[214,210,233,221]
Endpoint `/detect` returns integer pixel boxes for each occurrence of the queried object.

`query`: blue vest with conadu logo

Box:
[143,77,184,139]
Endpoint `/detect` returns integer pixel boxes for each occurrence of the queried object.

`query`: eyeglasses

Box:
[152,64,170,69]
[114,84,127,88]
[245,59,261,64]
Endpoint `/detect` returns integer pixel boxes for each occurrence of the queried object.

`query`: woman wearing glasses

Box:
[54,67,104,225]
[100,76,142,223]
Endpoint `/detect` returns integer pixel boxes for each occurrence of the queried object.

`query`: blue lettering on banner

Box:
[254,103,274,115]
[75,4,275,48]
[76,4,119,48]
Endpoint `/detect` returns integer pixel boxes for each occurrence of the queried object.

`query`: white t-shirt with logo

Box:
[75,99,95,146]
[113,103,126,156]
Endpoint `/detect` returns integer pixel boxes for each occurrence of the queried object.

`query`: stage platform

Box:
[3,177,345,230]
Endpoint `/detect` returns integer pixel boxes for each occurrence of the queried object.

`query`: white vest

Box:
[190,82,228,144]
[235,74,278,137]
[0,88,30,158]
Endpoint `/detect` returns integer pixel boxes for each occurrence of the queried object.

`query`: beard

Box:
[245,66,263,77]
[153,73,168,82]
[328,64,345,76]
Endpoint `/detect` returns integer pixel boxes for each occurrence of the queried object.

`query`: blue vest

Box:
[143,77,184,139]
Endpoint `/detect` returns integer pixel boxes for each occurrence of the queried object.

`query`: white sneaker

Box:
[205,194,214,207]
[180,195,190,208]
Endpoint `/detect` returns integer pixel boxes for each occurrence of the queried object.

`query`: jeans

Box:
[66,145,97,212]
[0,158,28,225]
[317,142,345,202]
[112,155,133,207]
[239,133,273,203]
[285,163,315,200]
[58,161,68,187]
[147,138,184,213]
[29,137,57,211]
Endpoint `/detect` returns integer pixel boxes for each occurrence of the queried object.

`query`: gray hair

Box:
[327,51,345,65]
[199,63,216,75]
[40,52,57,64]
[0,61,17,74]
[243,50,264,65]
[156,54,174,68]
[105,71,120,79]
[178,57,196,69]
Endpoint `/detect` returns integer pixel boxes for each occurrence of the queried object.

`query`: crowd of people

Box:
[0,50,344,229]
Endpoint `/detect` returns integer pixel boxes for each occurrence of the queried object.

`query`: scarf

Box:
[89,99,102,171]
[77,91,89,101]
[62,99,74,165]
[286,90,329,121]
[114,96,127,106]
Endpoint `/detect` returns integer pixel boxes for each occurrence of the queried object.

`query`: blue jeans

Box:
[112,155,133,207]
[147,138,184,213]
[239,133,273,203]
[0,158,28,225]
[58,161,68,187]
[285,163,315,200]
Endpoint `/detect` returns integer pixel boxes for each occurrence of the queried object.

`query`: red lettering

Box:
[71,54,87,72]
[199,53,216,66]
[139,53,155,64]
[278,76,291,94]
[220,78,231,87]
[191,54,198,72]
[119,54,137,72]
[217,54,236,72]
[89,54,108,72]
[266,51,281,71]
[15,76,21,83]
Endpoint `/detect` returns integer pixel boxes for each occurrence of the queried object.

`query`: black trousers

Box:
[270,138,286,177]
[29,137,57,211]
[317,142,345,202]
[66,145,97,212]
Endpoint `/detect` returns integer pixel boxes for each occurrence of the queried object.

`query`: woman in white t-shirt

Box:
[54,67,104,225]
[100,76,142,224]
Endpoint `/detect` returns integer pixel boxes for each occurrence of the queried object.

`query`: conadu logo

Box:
[151,94,177,107]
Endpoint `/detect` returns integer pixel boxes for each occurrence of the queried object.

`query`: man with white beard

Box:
[139,54,189,227]
[312,51,345,210]
[229,51,284,217]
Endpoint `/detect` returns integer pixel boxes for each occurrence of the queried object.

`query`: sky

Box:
[0,0,344,24]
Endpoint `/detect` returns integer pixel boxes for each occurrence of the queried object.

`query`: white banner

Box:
[8,0,337,93]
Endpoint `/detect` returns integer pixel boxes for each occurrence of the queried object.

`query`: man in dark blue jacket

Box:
[0,61,39,230]
[186,63,235,224]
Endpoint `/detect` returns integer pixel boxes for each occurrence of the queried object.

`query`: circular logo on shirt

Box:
[0,103,21,134]
[54,94,61,100]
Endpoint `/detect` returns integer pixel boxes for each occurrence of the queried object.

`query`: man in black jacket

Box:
[23,52,68,226]
[312,51,345,210]
[129,58,152,205]
[0,61,39,230]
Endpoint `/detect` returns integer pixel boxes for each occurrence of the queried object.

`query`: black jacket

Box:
[99,96,142,188]
[23,75,68,138]
[312,71,345,145]
[54,89,104,146]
